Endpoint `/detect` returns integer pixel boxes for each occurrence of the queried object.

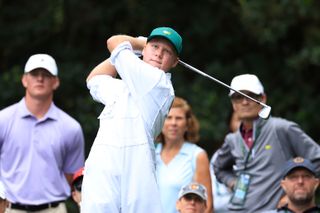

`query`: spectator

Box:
[0,54,85,213]
[210,110,240,213]
[0,181,6,213]
[81,27,182,213]
[264,157,320,213]
[213,74,320,212]
[156,97,213,213]
[176,182,207,213]
[71,167,84,208]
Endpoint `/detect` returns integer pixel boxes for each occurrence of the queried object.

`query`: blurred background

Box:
[1,0,320,210]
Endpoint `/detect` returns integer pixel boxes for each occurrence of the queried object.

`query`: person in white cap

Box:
[176,182,207,213]
[0,54,85,213]
[213,74,320,213]
[81,27,182,213]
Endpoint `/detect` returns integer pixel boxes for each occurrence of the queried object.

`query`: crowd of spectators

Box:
[0,28,319,213]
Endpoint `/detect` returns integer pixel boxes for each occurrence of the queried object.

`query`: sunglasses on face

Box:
[231,92,262,103]
[183,194,205,203]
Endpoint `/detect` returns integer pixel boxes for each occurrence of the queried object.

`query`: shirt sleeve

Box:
[62,122,85,173]
[277,119,320,176]
[110,41,166,100]
[213,135,237,187]
[87,75,124,106]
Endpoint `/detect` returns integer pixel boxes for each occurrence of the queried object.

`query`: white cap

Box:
[0,181,6,199]
[229,74,264,96]
[24,54,58,76]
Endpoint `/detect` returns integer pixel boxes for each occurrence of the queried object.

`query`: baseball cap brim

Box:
[179,190,207,201]
[283,165,316,179]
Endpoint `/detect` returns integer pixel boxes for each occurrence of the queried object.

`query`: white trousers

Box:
[81,143,162,213]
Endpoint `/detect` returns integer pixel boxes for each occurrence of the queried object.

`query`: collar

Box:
[239,116,269,132]
[165,72,172,79]
[17,98,58,121]
[240,126,253,135]
[277,204,320,213]
[156,142,192,155]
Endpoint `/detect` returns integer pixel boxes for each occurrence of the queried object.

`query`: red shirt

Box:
[241,128,254,149]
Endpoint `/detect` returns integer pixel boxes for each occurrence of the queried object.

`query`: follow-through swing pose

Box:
[81,27,183,213]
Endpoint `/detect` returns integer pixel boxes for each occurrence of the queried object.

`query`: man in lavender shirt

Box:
[0,54,85,213]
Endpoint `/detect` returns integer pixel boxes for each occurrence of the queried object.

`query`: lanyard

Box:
[240,125,261,171]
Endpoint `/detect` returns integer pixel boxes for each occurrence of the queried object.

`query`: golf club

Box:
[178,60,271,119]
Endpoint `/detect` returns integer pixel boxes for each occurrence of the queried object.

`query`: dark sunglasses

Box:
[231,92,262,103]
[183,194,205,203]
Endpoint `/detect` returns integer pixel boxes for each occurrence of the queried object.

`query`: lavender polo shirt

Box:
[0,98,85,205]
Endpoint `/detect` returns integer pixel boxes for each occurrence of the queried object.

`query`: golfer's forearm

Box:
[86,58,117,81]
[107,35,146,53]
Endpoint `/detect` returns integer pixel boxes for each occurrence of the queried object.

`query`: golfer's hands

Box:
[137,36,147,42]
[133,36,147,57]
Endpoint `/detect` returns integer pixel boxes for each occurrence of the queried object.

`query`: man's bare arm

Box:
[86,58,117,82]
[106,35,147,53]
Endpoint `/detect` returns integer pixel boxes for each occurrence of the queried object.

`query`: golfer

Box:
[81,27,182,213]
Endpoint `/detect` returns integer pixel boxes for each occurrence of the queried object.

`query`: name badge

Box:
[230,172,251,206]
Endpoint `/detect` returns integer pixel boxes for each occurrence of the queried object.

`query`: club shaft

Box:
[178,60,269,108]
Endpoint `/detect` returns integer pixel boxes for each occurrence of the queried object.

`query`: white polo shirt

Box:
[87,41,174,147]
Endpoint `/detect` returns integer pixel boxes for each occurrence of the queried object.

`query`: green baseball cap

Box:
[147,27,182,55]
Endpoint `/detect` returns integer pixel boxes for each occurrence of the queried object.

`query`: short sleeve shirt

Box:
[0,99,85,204]
[87,41,174,147]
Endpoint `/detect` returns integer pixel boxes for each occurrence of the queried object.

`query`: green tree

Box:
[1,0,319,159]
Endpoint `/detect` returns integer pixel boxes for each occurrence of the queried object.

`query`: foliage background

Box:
[1,0,320,211]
